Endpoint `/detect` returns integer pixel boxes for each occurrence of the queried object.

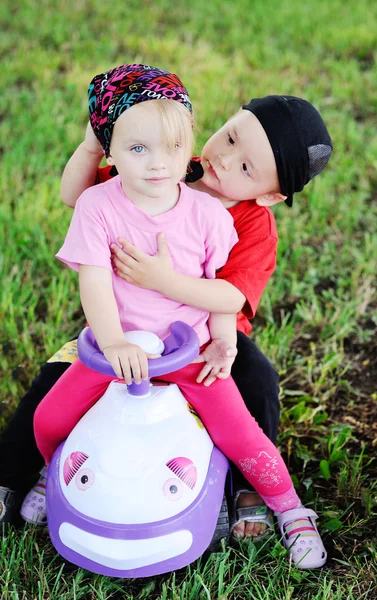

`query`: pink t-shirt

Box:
[57,176,238,345]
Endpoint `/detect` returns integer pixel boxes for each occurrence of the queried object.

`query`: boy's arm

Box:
[112,234,246,314]
[194,313,238,386]
[79,265,151,383]
[156,271,245,313]
[112,206,277,318]
[60,123,104,208]
[158,272,245,314]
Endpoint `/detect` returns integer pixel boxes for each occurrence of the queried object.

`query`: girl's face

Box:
[200,110,281,203]
[107,103,186,204]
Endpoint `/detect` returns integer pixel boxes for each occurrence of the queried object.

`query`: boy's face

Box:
[200,110,283,204]
[107,103,185,203]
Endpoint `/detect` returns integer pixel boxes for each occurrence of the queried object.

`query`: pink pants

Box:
[34,359,299,512]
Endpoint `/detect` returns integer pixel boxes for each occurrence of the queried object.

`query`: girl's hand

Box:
[111,233,173,292]
[83,121,104,156]
[192,339,238,387]
[103,341,160,384]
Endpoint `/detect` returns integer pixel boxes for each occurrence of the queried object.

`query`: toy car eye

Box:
[75,468,95,491]
[163,478,184,501]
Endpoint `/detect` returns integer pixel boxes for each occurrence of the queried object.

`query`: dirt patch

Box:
[351,49,375,71]
[343,332,377,395]
[287,328,377,450]
[338,337,377,450]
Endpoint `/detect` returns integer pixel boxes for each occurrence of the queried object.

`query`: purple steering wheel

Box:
[77,321,200,384]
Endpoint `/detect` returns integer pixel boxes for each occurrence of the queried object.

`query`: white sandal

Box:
[276,507,327,569]
[20,466,48,525]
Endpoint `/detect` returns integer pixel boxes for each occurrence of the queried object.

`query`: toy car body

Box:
[46,323,229,577]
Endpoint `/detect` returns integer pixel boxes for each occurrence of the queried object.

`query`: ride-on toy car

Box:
[46,322,230,577]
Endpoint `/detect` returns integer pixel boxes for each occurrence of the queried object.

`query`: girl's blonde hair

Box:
[140,99,194,178]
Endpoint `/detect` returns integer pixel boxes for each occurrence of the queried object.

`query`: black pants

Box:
[0,331,280,495]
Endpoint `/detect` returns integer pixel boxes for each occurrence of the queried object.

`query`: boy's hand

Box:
[103,341,160,384]
[192,339,238,387]
[111,233,173,292]
[83,121,104,156]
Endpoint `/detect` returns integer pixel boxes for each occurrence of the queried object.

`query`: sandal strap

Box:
[236,505,270,521]
[0,488,18,507]
[276,507,318,527]
[231,504,274,533]
[232,490,274,526]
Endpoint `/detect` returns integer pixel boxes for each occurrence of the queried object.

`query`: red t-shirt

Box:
[96,164,278,335]
[220,201,277,334]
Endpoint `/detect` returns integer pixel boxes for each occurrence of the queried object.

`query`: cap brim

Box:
[284,194,293,207]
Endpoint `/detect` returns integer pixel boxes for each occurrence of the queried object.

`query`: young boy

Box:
[0,90,331,546]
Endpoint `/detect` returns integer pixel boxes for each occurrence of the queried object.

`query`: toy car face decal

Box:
[166,457,197,489]
[162,478,185,501]
[75,467,95,491]
[64,452,89,485]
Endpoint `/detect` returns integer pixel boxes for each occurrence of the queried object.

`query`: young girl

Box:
[21,64,327,569]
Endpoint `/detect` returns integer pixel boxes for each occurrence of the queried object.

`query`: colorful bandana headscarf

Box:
[88,63,193,157]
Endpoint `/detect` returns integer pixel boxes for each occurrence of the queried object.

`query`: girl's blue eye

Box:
[132,145,145,153]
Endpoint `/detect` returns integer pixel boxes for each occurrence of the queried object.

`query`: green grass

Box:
[1,0,377,598]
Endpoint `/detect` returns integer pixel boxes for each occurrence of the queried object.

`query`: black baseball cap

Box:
[243,96,332,206]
